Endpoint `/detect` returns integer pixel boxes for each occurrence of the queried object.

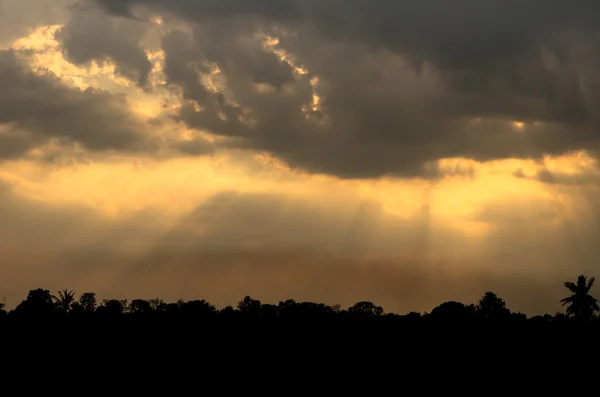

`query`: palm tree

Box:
[560,275,599,320]
[52,289,76,313]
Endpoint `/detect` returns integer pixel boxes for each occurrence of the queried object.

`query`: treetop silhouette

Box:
[2,275,600,326]
[561,275,599,321]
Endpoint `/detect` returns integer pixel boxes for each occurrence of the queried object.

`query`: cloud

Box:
[76,0,600,179]
[0,49,156,158]
[56,8,153,86]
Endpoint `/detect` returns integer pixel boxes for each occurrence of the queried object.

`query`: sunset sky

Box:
[2,0,600,315]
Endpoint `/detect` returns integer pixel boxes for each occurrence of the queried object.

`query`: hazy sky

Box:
[2,0,600,314]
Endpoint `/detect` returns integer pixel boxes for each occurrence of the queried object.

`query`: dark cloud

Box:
[56,8,153,86]
[79,0,600,179]
[90,0,300,22]
[0,49,154,157]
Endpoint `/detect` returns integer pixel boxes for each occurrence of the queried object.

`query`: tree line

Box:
[1,274,598,325]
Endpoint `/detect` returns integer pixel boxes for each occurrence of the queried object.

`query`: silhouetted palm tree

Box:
[560,275,599,320]
[52,289,76,313]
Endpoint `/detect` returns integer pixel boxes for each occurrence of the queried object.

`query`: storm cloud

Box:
[75,0,600,178]
[0,49,155,159]
[56,8,153,86]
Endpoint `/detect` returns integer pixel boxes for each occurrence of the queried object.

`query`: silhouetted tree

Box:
[164,303,180,316]
[277,300,337,319]
[149,298,166,312]
[260,304,278,318]
[52,289,75,313]
[97,299,127,316]
[180,299,216,318]
[12,289,55,319]
[70,302,83,314]
[476,292,511,320]
[430,301,475,322]
[238,296,262,316]
[79,292,97,312]
[403,312,422,320]
[554,312,568,323]
[219,306,236,317]
[278,299,297,313]
[130,299,152,314]
[511,312,528,322]
[348,301,384,316]
[560,275,599,321]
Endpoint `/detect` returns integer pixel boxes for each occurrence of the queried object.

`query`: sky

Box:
[2,0,600,315]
